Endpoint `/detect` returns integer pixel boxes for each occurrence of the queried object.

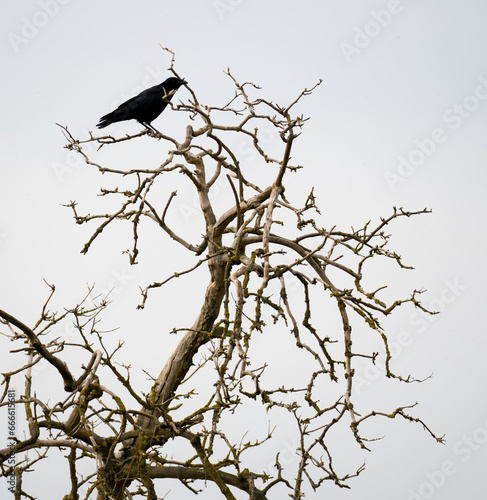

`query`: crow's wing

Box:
[97,84,166,128]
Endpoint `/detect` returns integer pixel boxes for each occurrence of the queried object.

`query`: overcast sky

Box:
[1,1,487,499]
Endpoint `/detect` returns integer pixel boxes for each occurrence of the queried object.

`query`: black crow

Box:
[97,76,187,134]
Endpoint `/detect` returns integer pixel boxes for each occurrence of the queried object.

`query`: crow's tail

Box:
[96,117,110,129]
[96,107,128,129]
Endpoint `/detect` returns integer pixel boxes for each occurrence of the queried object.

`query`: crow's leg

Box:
[140,121,162,137]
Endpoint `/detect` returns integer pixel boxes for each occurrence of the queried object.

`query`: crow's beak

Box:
[181,80,188,85]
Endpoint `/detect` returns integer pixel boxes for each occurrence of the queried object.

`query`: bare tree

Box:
[0,50,443,499]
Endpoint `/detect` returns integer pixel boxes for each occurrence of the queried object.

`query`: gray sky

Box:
[1,1,487,499]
